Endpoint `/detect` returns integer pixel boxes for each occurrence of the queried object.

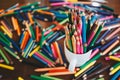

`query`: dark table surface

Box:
[0,0,120,80]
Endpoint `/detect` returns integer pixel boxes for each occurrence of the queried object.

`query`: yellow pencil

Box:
[0,26,12,38]
[75,61,96,77]
[18,76,24,80]
[109,56,120,62]
[0,20,12,33]
[29,46,40,57]
[0,63,14,70]
[72,35,76,53]
[109,65,120,75]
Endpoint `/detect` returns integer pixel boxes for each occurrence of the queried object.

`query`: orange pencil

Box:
[27,12,34,24]
[51,43,58,59]
[52,25,64,31]
[36,10,54,16]
[20,31,29,50]
[15,17,21,36]
[0,20,12,34]
[22,31,30,50]
[11,16,21,36]
[53,42,63,64]
[34,66,66,72]
[0,9,4,13]
[118,77,120,80]
[11,16,17,30]
[36,26,40,42]
[44,71,75,76]
[49,68,69,73]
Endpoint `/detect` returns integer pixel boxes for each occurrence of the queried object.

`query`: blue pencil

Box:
[81,12,87,53]
[105,18,120,26]
[83,63,102,77]
[43,43,52,55]
[32,54,48,66]
[111,70,120,80]
[81,12,87,44]
[100,36,119,51]
[19,31,25,44]
[58,43,67,65]
[90,14,98,26]
[41,47,55,61]
[96,29,113,44]
[25,42,35,58]
[5,35,21,52]
[23,38,33,52]
[46,31,61,44]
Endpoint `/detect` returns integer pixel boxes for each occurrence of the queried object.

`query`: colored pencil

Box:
[0,63,14,70]
[101,40,119,55]
[34,66,66,72]
[109,64,120,75]
[111,70,120,80]
[75,61,96,77]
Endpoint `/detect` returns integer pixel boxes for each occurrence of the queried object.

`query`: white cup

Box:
[64,41,92,72]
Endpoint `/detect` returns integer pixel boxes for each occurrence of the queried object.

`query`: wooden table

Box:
[0,0,120,80]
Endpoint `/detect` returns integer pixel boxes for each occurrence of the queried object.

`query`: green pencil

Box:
[90,22,104,47]
[39,29,45,47]
[110,63,120,71]
[40,75,62,80]
[59,18,69,25]
[80,53,101,69]
[29,25,35,40]
[101,4,114,12]
[4,47,20,60]
[109,45,120,55]
[0,49,9,64]
[0,32,10,43]
[23,41,34,58]
[30,74,62,80]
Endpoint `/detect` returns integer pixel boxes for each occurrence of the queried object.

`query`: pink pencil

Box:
[76,39,81,54]
[99,15,114,21]
[87,31,95,46]
[34,52,54,66]
[76,37,81,54]
[51,43,58,59]
[50,2,71,6]
[44,29,51,36]
[102,23,120,31]
[105,27,120,40]
[79,34,83,54]
[90,48,99,59]
[64,5,85,11]
[105,55,120,61]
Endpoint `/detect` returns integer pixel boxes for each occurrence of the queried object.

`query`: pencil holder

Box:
[64,40,92,72]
